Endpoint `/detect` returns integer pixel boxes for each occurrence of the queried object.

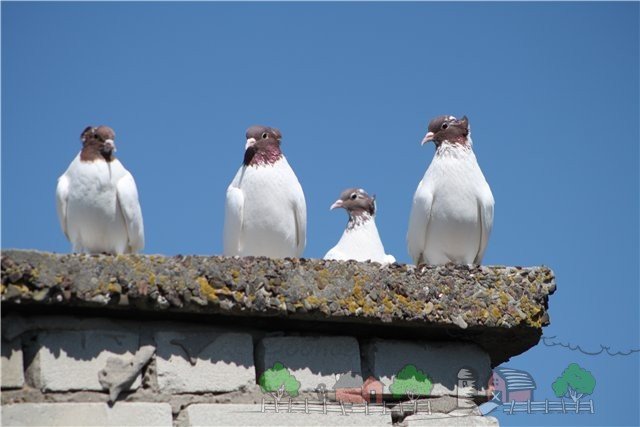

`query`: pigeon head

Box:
[421,115,470,147]
[80,125,117,162]
[330,188,376,221]
[243,125,283,166]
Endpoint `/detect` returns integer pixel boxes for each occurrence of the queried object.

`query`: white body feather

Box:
[325,214,395,264]
[407,140,494,265]
[56,154,144,254]
[223,157,306,258]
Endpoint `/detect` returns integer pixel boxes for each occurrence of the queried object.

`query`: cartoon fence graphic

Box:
[503,399,594,415]
[261,398,433,416]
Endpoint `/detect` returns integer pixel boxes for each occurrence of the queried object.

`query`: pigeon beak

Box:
[421,132,435,146]
[330,200,344,210]
[104,139,116,153]
[245,138,257,150]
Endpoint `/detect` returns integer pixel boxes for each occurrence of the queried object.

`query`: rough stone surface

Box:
[185,403,393,426]
[363,339,491,397]
[25,330,141,392]
[257,336,361,392]
[155,331,255,393]
[99,344,155,402]
[1,337,24,389]
[403,413,499,426]
[0,250,556,365]
[1,402,173,426]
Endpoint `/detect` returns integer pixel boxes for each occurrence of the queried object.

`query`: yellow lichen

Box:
[107,282,122,294]
[499,291,509,305]
[305,295,324,307]
[317,269,331,290]
[362,302,376,316]
[382,296,394,313]
[197,276,218,302]
[230,270,240,283]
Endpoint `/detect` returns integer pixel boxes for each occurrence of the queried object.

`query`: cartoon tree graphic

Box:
[390,364,433,403]
[258,362,301,408]
[552,363,596,404]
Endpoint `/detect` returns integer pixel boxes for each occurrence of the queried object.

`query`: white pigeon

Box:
[324,188,396,264]
[56,126,144,255]
[407,115,494,265]
[223,125,306,258]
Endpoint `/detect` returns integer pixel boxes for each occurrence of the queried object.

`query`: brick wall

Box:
[2,314,497,426]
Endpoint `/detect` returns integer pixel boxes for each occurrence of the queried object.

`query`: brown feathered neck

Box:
[243,140,283,166]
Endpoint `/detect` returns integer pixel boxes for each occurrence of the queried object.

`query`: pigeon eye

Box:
[442,123,449,130]
[262,132,268,139]
[350,193,357,200]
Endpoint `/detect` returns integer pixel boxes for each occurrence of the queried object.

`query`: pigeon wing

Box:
[55,174,70,240]
[116,172,145,253]
[407,183,433,265]
[473,186,494,265]
[223,186,245,256]
[292,185,307,258]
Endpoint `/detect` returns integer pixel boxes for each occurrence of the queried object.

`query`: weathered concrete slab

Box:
[155,331,255,393]
[257,336,361,392]
[186,403,393,426]
[1,402,173,426]
[25,330,141,392]
[1,337,24,389]
[404,413,499,426]
[1,250,556,365]
[363,339,491,397]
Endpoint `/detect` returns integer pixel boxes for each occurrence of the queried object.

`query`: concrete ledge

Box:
[185,403,393,426]
[1,250,556,365]
[1,402,173,426]
[404,413,499,426]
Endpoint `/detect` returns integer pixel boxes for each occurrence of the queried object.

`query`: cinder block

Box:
[186,403,393,426]
[26,330,141,391]
[1,337,24,389]
[154,331,255,393]
[1,402,172,426]
[256,336,361,392]
[404,413,499,426]
[362,340,491,397]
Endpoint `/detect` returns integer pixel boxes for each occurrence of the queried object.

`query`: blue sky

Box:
[2,2,638,425]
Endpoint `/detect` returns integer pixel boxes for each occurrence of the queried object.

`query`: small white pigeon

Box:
[324,188,396,264]
[56,125,144,254]
[223,125,306,258]
[407,115,494,265]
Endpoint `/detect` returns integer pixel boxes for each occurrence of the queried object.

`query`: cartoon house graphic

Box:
[490,367,536,403]
[457,367,478,409]
[332,372,384,404]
